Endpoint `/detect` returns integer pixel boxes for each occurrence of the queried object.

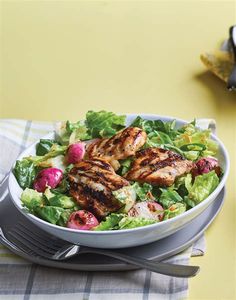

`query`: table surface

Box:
[1,1,236,299]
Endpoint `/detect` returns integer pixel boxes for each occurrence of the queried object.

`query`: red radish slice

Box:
[67,210,99,230]
[33,168,63,192]
[193,157,221,177]
[66,142,85,164]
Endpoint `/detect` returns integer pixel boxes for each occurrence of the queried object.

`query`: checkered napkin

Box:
[0,119,208,300]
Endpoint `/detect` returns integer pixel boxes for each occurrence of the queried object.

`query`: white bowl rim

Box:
[8,113,230,235]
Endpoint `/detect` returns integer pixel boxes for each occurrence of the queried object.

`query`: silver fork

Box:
[7,222,200,278]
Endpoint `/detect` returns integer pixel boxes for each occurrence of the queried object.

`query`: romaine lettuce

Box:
[44,188,77,209]
[131,116,177,138]
[118,158,133,175]
[118,216,156,229]
[56,120,91,145]
[132,182,154,201]
[163,203,186,220]
[86,110,126,138]
[24,144,67,171]
[144,131,174,149]
[26,144,67,165]
[159,189,183,209]
[52,177,70,194]
[186,171,219,204]
[34,206,65,224]
[94,214,157,230]
[56,110,126,144]
[21,188,74,226]
[21,188,44,211]
[36,139,57,156]
[13,160,38,189]
[174,124,218,160]
[112,186,136,212]
[93,214,124,231]
[36,155,66,171]
[57,209,74,227]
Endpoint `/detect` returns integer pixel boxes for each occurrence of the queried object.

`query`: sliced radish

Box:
[67,210,99,230]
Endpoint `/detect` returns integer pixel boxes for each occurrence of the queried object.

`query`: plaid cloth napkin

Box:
[0,119,207,300]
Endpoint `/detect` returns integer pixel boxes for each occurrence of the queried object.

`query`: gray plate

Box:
[0,181,225,271]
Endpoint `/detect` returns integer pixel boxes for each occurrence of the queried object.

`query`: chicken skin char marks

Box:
[86,127,147,170]
[125,147,194,187]
[68,159,130,219]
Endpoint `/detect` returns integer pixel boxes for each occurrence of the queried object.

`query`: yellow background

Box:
[1,1,236,299]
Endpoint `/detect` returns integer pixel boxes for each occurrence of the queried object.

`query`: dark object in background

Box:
[227,25,236,91]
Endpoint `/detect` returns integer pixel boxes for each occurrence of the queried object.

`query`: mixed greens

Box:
[13,110,222,231]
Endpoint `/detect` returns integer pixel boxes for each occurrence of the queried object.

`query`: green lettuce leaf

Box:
[34,206,65,224]
[26,144,67,165]
[118,158,133,175]
[57,209,74,227]
[66,120,91,141]
[94,214,157,231]
[145,131,174,148]
[13,160,38,189]
[25,144,67,171]
[20,188,75,226]
[131,116,183,152]
[93,214,124,231]
[34,155,66,172]
[36,139,58,156]
[112,186,136,213]
[166,174,197,209]
[56,110,126,144]
[56,120,91,145]
[44,188,77,209]
[174,124,218,160]
[163,203,186,220]
[118,216,156,229]
[174,174,193,197]
[52,177,70,194]
[21,188,44,212]
[186,171,219,204]
[131,116,177,138]
[159,189,183,209]
[86,110,126,138]
[132,182,154,201]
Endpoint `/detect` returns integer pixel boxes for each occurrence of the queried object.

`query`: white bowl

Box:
[8,114,230,249]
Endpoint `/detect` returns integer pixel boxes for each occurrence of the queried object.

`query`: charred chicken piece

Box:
[68,159,130,219]
[125,147,194,187]
[86,127,147,170]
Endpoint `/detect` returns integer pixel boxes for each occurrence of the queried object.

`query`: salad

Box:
[13,111,222,231]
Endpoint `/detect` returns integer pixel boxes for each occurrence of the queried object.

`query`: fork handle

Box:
[229,25,236,59]
[81,247,199,278]
[227,26,236,90]
[227,65,236,90]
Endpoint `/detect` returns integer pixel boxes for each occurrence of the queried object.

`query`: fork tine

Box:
[12,227,58,254]
[9,226,56,254]
[8,230,53,259]
[8,230,51,258]
[18,222,66,250]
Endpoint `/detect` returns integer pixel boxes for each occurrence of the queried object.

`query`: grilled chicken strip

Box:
[86,127,147,170]
[125,147,194,187]
[68,159,130,219]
